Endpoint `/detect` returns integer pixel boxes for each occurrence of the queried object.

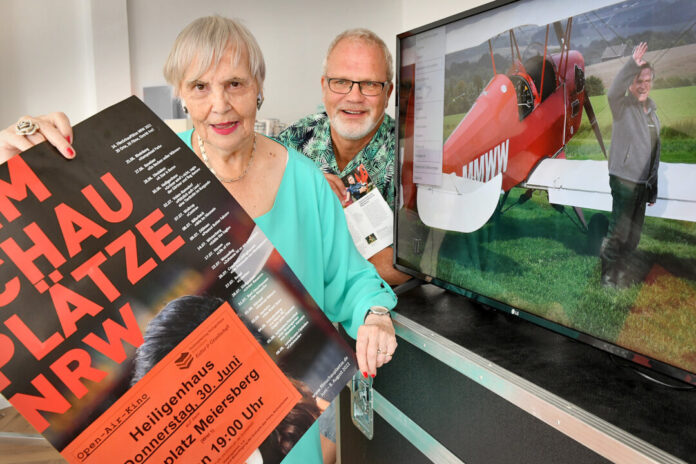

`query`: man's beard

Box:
[330,109,383,141]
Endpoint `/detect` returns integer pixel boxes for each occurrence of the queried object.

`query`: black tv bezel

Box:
[392,0,696,387]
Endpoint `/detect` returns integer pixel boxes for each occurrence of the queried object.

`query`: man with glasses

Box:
[279,28,409,286]
[278,29,408,464]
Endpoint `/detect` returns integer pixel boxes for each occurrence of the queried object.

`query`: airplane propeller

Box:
[553,19,607,158]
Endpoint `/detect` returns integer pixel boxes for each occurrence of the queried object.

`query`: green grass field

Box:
[398,189,696,373]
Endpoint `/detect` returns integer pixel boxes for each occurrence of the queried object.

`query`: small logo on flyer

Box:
[175,352,193,369]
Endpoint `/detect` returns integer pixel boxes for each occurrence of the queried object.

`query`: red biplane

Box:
[404,18,696,235]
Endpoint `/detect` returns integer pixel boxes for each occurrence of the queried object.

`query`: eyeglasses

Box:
[326,77,388,96]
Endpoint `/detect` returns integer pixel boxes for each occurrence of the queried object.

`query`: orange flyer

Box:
[61,302,301,464]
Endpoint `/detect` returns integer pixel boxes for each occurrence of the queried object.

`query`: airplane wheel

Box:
[587,213,609,255]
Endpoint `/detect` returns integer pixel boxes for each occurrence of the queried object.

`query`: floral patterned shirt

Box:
[277,112,396,210]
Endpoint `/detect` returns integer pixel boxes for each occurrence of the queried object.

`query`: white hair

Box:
[163,16,266,95]
[322,28,393,82]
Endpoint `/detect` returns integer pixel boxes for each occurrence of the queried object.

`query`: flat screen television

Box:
[394,0,696,386]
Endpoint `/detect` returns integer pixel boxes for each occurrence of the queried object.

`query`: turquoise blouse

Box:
[178,130,396,463]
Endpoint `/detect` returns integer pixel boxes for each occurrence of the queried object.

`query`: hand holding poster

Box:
[0,97,358,463]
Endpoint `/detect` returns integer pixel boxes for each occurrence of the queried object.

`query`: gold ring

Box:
[385,353,393,357]
[16,119,39,136]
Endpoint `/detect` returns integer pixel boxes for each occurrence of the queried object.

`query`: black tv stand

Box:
[607,353,696,391]
[340,283,694,463]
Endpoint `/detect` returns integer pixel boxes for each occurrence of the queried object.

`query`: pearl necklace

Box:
[197,133,256,183]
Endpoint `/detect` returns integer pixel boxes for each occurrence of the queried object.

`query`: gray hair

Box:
[163,16,266,96]
[322,29,393,83]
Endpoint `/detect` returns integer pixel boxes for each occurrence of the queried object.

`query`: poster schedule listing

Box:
[63,302,302,464]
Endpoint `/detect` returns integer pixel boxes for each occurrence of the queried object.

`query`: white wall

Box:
[1,0,494,128]
[90,1,132,112]
[400,0,490,33]
[0,0,131,127]
[0,0,92,126]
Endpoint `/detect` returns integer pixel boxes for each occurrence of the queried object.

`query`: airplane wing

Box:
[524,159,696,222]
[417,172,503,233]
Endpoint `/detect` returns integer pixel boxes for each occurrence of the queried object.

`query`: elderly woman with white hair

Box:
[0,15,398,464]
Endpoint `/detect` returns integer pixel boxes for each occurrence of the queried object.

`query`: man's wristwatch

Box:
[365,305,391,321]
